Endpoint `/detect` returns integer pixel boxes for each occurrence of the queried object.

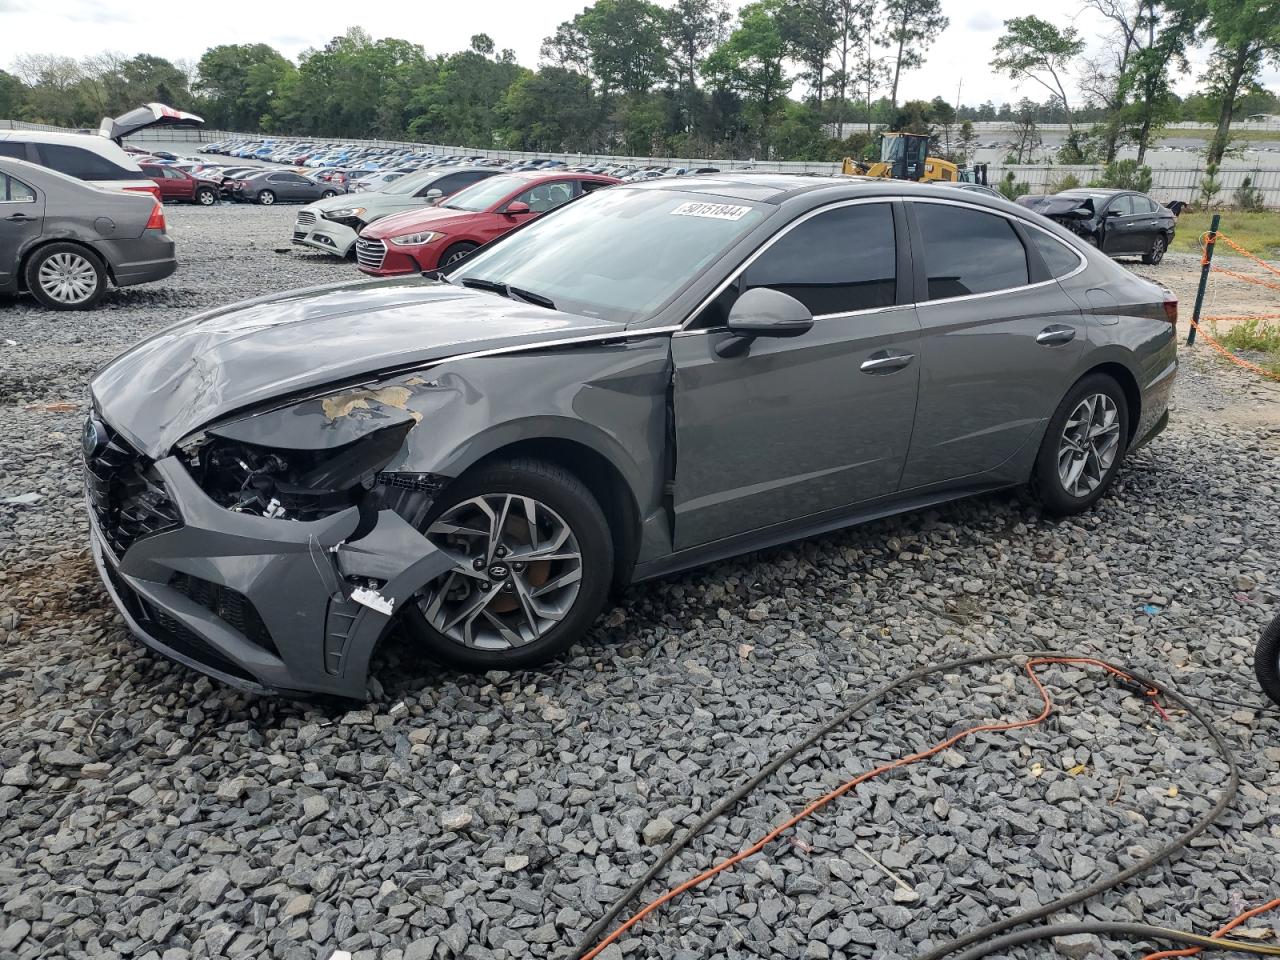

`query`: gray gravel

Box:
[1,204,1279,960]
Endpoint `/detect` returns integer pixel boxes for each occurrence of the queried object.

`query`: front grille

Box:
[355,237,387,270]
[296,210,317,226]
[84,423,180,556]
[169,573,280,657]
[293,231,308,242]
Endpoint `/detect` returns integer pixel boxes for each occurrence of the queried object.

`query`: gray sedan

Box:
[86,175,1176,697]
[1,157,176,310]
[229,170,343,205]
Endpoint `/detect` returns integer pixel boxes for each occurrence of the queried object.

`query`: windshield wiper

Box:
[459,277,556,310]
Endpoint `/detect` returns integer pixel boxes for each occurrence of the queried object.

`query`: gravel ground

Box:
[1,204,1279,960]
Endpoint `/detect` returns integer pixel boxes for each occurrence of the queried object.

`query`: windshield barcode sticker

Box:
[670,201,752,221]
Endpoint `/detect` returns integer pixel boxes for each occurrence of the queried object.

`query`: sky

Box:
[1,0,1276,109]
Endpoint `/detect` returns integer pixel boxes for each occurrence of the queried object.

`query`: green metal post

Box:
[1188,212,1220,346]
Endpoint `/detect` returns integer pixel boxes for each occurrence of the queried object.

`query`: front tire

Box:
[441,241,478,266]
[1032,373,1130,516]
[196,187,217,205]
[320,190,337,199]
[24,243,107,311]
[257,190,276,206]
[401,458,613,671]
[1142,233,1167,265]
[1256,612,1280,707]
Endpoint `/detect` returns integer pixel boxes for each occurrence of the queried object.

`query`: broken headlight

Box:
[183,422,413,521]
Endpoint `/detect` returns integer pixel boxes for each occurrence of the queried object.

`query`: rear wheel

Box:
[257,190,276,206]
[24,243,107,311]
[401,458,613,670]
[196,187,217,205]
[320,190,337,199]
[1032,373,1129,516]
[442,241,478,265]
[1142,233,1167,265]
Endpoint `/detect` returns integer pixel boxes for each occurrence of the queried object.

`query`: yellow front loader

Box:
[842,132,960,182]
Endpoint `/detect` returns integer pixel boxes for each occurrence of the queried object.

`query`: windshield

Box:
[448,187,768,324]
[442,175,526,212]
[380,170,440,196]
[881,136,904,162]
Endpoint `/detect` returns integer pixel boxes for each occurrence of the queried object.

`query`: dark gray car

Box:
[1,157,176,310]
[85,176,1177,697]
[230,169,343,205]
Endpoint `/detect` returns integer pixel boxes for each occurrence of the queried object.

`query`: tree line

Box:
[0,0,1276,166]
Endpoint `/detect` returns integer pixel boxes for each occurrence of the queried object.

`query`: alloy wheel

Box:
[1057,393,1121,498]
[444,248,472,265]
[418,494,583,650]
[1150,236,1165,263]
[37,252,97,305]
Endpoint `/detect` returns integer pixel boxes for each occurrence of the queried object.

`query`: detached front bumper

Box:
[87,439,451,699]
[292,215,357,257]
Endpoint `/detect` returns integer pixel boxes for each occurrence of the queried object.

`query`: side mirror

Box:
[1104,208,1122,218]
[505,200,531,216]
[424,188,443,202]
[717,288,814,357]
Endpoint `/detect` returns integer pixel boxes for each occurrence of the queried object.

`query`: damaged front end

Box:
[86,379,458,699]
[1018,195,1098,242]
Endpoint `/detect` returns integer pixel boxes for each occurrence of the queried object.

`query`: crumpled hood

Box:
[92,276,620,457]
[1018,195,1096,219]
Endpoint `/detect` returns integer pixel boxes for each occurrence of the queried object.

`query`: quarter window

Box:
[2,173,36,202]
[914,203,1029,300]
[742,203,896,315]
[0,142,28,159]
[1027,228,1082,279]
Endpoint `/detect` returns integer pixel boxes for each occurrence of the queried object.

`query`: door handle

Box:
[860,351,915,373]
[4,213,35,223]
[1037,325,1077,346]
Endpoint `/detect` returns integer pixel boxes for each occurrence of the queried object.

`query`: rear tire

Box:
[1032,373,1130,516]
[1142,233,1167,265]
[441,241,479,265]
[321,190,337,199]
[24,243,107,311]
[400,458,613,671]
[1255,612,1280,707]
[258,190,276,206]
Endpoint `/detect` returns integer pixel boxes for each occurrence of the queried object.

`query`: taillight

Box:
[125,184,161,199]
[1163,297,1178,327]
[146,202,166,232]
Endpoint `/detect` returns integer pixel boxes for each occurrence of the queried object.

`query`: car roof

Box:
[0,155,149,201]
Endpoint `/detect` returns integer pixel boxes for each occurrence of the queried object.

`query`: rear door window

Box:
[914,203,1029,300]
[741,202,897,316]
[37,143,135,181]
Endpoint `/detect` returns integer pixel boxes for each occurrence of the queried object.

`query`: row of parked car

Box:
[200,136,719,183]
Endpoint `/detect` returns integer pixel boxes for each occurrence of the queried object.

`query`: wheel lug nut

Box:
[479,581,491,590]
[495,546,507,558]
[472,558,485,570]
[512,562,524,572]
[503,581,514,591]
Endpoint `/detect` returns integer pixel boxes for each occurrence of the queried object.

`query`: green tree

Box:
[1189,0,1280,165]
[0,69,25,119]
[703,0,793,155]
[990,16,1085,133]
[501,67,600,151]
[196,44,295,129]
[778,0,840,107]
[881,0,947,110]
[408,44,525,146]
[543,0,670,97]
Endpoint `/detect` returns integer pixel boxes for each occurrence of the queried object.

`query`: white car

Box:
[0,103,203,199]
[292,166,499,258]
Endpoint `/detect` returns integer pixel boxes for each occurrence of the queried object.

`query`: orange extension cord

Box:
[579,657,1169,960]
[1141,898,1280,960]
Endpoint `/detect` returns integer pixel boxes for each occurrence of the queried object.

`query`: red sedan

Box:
[355,171,619,275]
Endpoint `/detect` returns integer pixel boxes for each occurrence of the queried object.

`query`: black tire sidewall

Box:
[402,459,614,671]
[1033,373,1130,516]
[1255,613,1280,707]
[24,243,107,311]
[321,190,336,199]
[442,242,478,265]
[258,190,275,205]
[1144,234,1166,265]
